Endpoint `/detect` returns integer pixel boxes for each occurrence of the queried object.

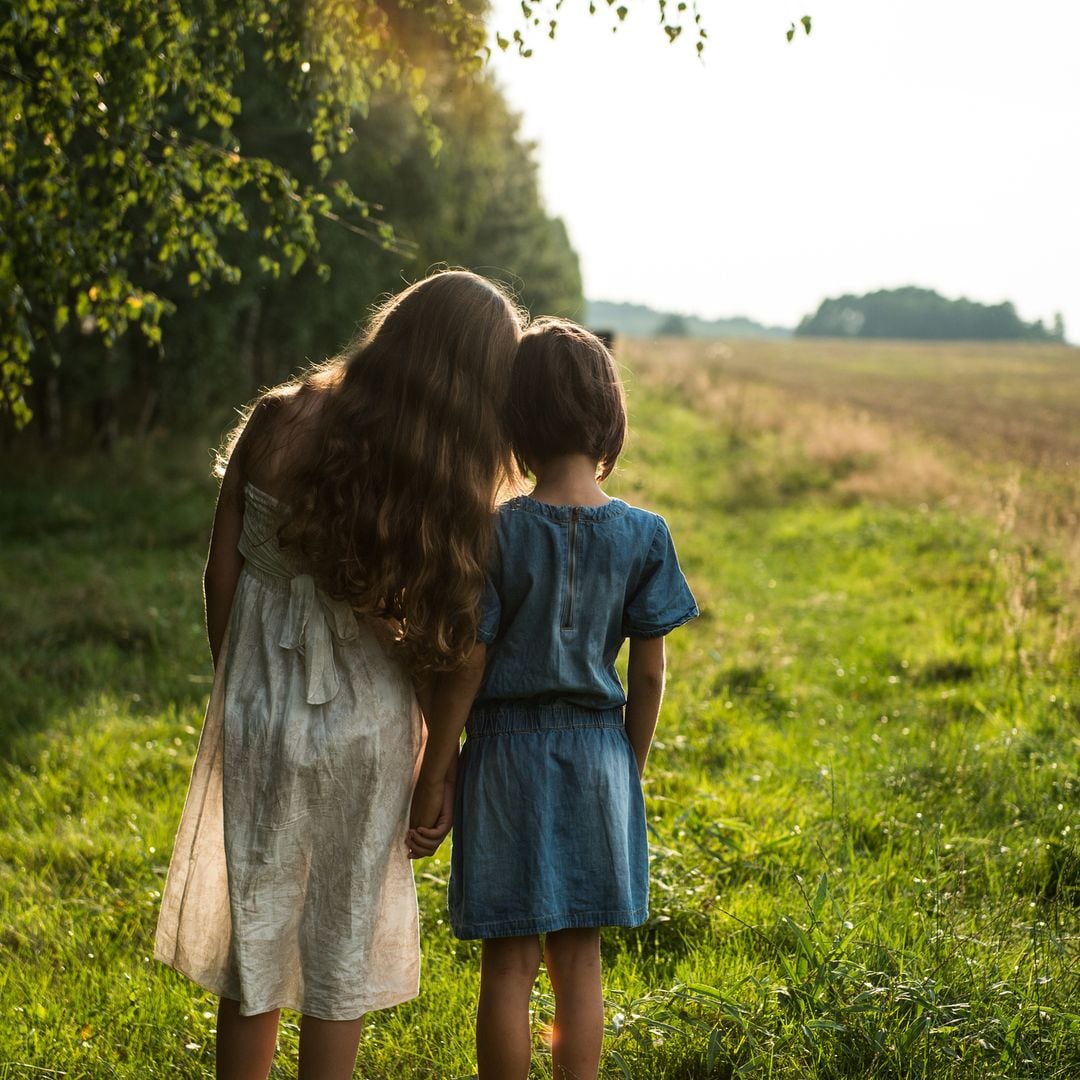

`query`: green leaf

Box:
[811,872,828,919]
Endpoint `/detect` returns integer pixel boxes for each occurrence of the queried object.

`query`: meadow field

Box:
[1,338,1077,1078]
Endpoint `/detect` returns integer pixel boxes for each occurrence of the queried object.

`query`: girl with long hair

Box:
[155,269,523,1079]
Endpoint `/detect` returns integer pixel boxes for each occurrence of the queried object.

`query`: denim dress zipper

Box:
[562,507,581,629]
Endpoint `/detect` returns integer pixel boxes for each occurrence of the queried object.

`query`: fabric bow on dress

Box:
[278,573,359,705]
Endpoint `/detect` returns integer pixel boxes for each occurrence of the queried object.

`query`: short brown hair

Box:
[508,317,626,481]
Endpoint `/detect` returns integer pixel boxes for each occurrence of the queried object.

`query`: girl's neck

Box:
[528,454,610,507]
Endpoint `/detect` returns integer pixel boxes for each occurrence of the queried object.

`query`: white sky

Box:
[487,0,1079,336]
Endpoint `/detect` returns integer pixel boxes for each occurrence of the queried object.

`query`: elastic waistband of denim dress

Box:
[466,702,625,737]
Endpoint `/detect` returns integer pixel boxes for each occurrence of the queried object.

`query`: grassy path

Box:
[1,346,1077,1077]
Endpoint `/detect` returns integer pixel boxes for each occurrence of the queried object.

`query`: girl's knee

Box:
[544,928,601,973]
[481,935,542,983]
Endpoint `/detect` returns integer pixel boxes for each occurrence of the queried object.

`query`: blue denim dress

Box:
[448,495,698,939]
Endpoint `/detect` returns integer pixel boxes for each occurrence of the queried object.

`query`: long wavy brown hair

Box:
[222,269,525,671]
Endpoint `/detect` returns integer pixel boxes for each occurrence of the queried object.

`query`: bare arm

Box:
[203,453,246,667]
[408,643,487,840]
[624,635,667,778]
[404,673,445,857]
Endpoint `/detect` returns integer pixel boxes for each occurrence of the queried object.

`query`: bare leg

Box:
[544,928,603,1080]
[216,997,280,1080]
[477,935,542,1080]
[298,1014,364,1080]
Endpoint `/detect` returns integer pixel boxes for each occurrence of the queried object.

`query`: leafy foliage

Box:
[787,15,812,43]
[494,0,710,58]
[1,0,724,429]
[3,1,589,443]
[0,0,491,425]
[14,65,584,445]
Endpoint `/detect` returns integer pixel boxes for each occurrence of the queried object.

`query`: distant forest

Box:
[586,300,790,340]
[797,287,1066,342]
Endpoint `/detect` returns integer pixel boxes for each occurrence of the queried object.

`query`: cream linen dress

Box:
[155,483,422,1019]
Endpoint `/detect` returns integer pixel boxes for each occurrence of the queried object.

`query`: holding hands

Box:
[407,771,455,859]
[406,643,487,859]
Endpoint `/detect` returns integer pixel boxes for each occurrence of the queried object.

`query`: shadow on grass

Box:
[0,437,217,762]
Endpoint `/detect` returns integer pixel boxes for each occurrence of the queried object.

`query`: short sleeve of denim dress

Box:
[448,495,698,939]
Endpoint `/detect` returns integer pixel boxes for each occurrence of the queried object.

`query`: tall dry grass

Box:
[619,336,1080,652]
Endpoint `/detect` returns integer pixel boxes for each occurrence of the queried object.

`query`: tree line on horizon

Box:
[592,288,1067,345]
[795,286,1066,343]
[585,300,790,341]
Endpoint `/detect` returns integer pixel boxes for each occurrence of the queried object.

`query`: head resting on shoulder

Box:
[508,317,626,482]
[248,268,525,671]
[341,268,523,433]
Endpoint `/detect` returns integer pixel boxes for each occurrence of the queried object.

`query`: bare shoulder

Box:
[242,381,333,496]
[276,380,335,446]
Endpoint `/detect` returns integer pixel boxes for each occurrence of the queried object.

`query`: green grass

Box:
[1,344,1078,1077]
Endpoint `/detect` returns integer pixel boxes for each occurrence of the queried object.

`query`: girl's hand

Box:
[409,777,444,831]
[407,776,454,859]
[407,824,446,859]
